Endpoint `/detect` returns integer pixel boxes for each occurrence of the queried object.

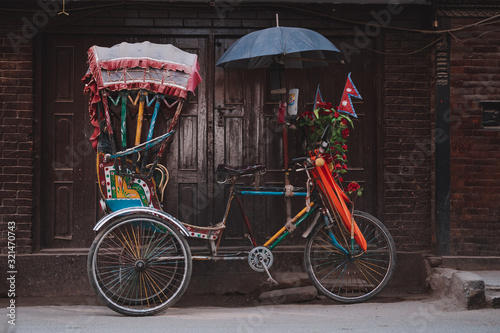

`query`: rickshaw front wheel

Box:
[87,213,192,316]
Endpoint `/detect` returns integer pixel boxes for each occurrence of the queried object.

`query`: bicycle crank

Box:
[248,246,278,285]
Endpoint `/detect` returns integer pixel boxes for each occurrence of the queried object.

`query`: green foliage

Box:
[296,103,362,196]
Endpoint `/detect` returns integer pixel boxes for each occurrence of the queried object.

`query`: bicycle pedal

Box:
[267,277,278,286]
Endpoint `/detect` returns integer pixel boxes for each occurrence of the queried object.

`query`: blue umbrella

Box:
[216,26,342,69]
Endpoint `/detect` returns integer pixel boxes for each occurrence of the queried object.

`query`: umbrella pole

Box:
[284,123,292,224]
[278,65,293,224]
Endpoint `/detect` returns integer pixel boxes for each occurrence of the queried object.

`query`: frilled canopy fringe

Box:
[82,41,202,149]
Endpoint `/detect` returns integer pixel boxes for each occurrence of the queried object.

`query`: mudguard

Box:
[93,206,190,237]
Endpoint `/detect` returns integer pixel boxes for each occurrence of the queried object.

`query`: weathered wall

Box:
[449,17,500,255]
[0,12,34,255]
[382,9,435,252]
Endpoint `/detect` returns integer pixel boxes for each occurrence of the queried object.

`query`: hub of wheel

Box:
[135,260,147,272]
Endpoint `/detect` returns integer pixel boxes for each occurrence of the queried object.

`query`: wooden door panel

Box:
[42,35,93,248]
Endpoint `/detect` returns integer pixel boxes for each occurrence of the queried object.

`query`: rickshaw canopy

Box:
[83,41,201,98]
[82,41,202,149]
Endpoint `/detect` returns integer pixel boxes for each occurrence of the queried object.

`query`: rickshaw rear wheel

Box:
[87,213,192,316]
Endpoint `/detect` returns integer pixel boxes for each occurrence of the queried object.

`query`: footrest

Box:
[182,222,225,240]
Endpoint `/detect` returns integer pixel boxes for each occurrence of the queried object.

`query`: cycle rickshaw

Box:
[83,41,396,316]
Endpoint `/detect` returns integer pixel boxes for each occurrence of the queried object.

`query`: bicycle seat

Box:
[217,164,266,177]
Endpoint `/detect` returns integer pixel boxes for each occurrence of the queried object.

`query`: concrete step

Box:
[426,257,500,310]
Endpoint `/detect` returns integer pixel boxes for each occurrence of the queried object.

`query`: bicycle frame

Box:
[194,159,367,260]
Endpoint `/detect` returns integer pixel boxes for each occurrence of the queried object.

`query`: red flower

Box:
[346,182,360,192]
[342,128,350,138]
[339,177,343,183]
[342,154,347,160]
[317,102,327,108]
[342,144,348,150]
[334,112,340,118]
[334,163,341,170]
[326,102,332,109]
[342,164,348,170]
[341,119,348,126]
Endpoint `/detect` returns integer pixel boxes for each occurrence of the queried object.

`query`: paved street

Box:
[3,295,499,333]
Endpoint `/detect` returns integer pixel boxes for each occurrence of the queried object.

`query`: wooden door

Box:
[41,35,95,248]
[214,38,274,245]
[161,37,210,226]
[40,34,209,249]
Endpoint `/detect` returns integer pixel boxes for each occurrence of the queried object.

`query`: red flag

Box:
[313,84,323,110]
[338,73,362,118]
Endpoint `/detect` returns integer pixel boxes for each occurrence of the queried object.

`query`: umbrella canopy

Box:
[216,26,342,69]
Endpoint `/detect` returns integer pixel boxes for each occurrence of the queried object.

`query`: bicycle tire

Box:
[87,213,192,316]
[304,210,396,303]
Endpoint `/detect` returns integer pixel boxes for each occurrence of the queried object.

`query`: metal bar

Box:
[263,202,314,247]
[141,95,161,170]
[192,256,247,261]
[120,91,128,150]
[215,191,235,251]
[146,96,161,142]
[135,92,145,146]
[236,186,305,192]
[324,215,349,256]
[108,131,174,159]
[268,204,317,250]
[239,190,306,196]
[147,100,184,178]
[235,196,257,246]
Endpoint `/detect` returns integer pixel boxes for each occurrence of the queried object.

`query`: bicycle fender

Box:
[315,164,368,251]
[93,206,190,237]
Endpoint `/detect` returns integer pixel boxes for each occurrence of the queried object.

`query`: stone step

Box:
[439,256,500,271]
[259,286,318,304]
[485,290,500,309]
[427,268,487,310]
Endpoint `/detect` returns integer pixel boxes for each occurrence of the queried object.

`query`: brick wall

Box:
[0,12,34,254]
[380,9,435,252]
[449,18,500,255]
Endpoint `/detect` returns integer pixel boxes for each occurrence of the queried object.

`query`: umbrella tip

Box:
[276,13,279,27]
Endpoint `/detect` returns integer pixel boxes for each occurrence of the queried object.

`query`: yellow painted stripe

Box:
[263,203,313,247]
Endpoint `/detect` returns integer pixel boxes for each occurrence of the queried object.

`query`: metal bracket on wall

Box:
[216,107,235,127]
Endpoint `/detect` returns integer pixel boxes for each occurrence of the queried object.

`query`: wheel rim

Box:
[307,212,395,301]
[91,217,189,313]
